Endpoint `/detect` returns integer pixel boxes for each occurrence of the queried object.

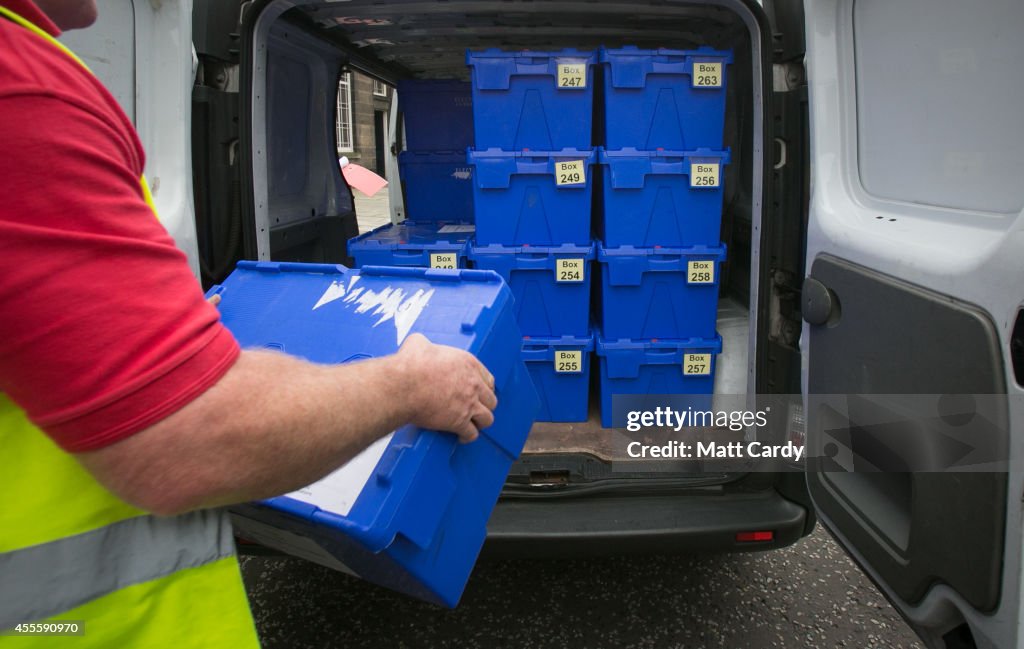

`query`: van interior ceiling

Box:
[242,0,772,486]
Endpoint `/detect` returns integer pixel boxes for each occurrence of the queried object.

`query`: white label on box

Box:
[683,353,712,376]
[230,515,359,577]
[688,260,715,284]
[430,253,458,269]
[554,350,583,374]
[437,224,476,234]
[690,162,720,188]
[556,258,585,283]
[285,432,394,517]
[557,63,587,88]
[554,160,585,186]
[693,62,723,88]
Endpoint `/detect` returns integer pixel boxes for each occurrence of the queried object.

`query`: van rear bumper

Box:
[481,489,809,558]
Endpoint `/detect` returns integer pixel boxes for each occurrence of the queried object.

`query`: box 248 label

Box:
[430,253,458,269]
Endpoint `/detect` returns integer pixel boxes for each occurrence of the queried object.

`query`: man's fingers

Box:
[469,357,495,390]
[457,421,480,444]
[471,405,495,432]
[479,384,498,411]
[207,293,222,307]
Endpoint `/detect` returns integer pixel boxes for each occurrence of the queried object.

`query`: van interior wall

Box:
[253,1,761,469]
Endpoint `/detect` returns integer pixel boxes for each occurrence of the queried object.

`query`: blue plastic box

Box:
[212,261,539,607]
[601,46,733,151]
[598,244,726,340]
[522,333,595,423]
[398,151,474,223]
[597,334,722,428]
[600,148,731,248]
[470,148,596,246]
[349,221,475,269]
[469,242,595,337]
[397,80,473,152]
[467,48,597,150]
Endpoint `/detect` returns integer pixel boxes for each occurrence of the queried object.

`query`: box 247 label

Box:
[693,62,723,88]
[556,258,585,282]
[555,350,582,374]
[690,162,720,188]
[688,260,715,284]
[557,63,587,88]
[683,354,712,376]
[555,160,585,186]
[430,253,458,269]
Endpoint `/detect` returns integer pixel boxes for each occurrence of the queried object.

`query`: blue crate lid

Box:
[600,45,734,89]
[522,332,595,362]
[398,150,469,164]
[348,221,475,252]
[470,241,597,259]
[468,148,597,189]
[209,261,528,552]
[599,147,731,188]
[466,48,597,90]
[597,333,723,379]
[598,243,727,286]
[598,243,727,259]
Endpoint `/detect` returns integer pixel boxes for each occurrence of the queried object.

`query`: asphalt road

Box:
[241,524,922,649]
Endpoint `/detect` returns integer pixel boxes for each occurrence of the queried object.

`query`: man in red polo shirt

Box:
[0,0,496,643]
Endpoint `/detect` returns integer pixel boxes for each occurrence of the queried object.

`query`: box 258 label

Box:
[556,258,585,282]
[683,354,712,376]
[555,160,585,186]
[687,260,715,284]
[430,253,458,269]
[693,62,722,88]
[555,350,582,373]
[690,162,720,188]
[557,63,587,88]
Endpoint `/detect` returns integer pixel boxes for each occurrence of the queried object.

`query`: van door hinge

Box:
[773,62,805,92]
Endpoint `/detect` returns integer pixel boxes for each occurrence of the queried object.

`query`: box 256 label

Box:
[555,160,585,186]
[556,258,585,282]
[693,62,723,88]
[690,162,720,188]
[557,63,587,88]
[687,260,715,284]
[555,350,583,374]
[430,253,458,269]
[683,354,712,376]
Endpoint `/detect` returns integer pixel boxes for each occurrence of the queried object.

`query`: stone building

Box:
[336,71,392,178]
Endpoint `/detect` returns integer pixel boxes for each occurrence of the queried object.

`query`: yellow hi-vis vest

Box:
[0,6,260,647]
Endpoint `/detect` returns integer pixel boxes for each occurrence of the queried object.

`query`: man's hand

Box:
[395,333,497,443]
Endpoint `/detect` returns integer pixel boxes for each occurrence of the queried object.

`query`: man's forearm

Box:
[79,349,418,515]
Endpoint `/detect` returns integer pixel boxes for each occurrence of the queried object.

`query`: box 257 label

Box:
[693,62,723,88]
[555,350,583,374]
[555,160,585,186]
[688,260,715,284]
[556,258,585,282]
[430,253,458,269]
[690,162,720,188]
[683,354,712,376]
[557,63,587,88]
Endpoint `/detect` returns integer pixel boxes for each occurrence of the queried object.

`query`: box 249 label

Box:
[688,260,715,284]
[430,253,458,269]
[556,258,585,282]
[555,350,582,373]
[555,160,585,186]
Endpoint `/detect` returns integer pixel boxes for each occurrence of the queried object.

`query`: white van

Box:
[62,1,1024,646]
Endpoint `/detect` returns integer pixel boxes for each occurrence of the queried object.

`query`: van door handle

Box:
[801,277,839,326]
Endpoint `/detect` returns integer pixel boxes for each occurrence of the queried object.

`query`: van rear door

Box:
[801,0,1024,646]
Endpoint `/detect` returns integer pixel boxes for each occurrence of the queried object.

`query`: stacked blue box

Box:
[522,333,595,422]
[469,242,595,338]
[397,80,473,152]
[398,151,474,223]
[599,148,731,248]
[596,335,722,428]
[600,46,733,151]
[467,49,597,151]
[598,244,726,341]
[349,221,475,269]
[213,261,539,607]
[469,148,596,246]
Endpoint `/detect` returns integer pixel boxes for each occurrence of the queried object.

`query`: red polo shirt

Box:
[0,0,240,451]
